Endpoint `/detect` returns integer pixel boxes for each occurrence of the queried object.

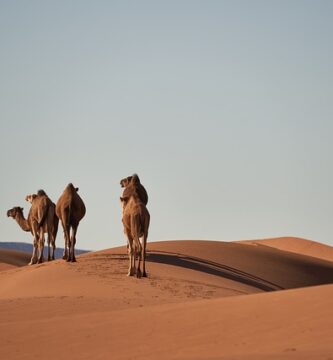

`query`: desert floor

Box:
[1,237,333,359]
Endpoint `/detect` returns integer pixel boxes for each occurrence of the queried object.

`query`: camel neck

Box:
[15,213,30,232]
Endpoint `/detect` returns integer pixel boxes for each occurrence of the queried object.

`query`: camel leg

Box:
[29,238,38,265]
[48,227,56,261]
[29,224,39,265]
[51,233,56,260]
[69,225,77,262]
[52,219,58,260]
[126,235,135,276]
[135,237,142,278]
[48,226,55,261]
[37,228,45,264]
[129,245,135,276]
[61,219,70,260]
[140,235,147,277]
[131,245,136,276]
[47,230,51,261]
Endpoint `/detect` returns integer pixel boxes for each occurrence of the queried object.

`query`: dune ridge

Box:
[237,236,333,262]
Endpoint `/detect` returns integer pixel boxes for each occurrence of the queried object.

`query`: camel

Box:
[7,190,55,264]
[25,190,59,261]
[121,176,150,278]
[56,183,86,262]
[120,174,148,205]
[120,174,149,247]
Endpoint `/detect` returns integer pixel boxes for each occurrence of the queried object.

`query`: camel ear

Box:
[20,207,24,211]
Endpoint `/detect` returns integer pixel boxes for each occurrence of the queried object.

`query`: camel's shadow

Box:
[146,251,283,292]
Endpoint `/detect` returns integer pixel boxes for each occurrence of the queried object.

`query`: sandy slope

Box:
[238,236,333,262]
[0,248,31,271]
[2,284,332,360]
[1,239,333,359]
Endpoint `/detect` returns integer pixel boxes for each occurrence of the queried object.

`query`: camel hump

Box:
[131,174,148,205]
[37,189,47,197]
[132,174,140,184]
[37,197,50,229]
[139,184,148,205]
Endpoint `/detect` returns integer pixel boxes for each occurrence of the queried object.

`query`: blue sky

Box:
[1,0,333,250]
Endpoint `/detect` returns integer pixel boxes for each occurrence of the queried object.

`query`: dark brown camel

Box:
[121,176,150,277]
[56,183,86,262]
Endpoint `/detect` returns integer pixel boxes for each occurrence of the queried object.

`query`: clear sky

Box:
[1,1,332,250]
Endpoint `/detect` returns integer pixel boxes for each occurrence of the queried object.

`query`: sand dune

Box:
[1,238,333,359]
[238,236,333,262]
[2,283,332,360]
[0,248,31,271]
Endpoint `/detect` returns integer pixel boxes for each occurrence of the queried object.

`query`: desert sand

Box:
[0,248,30,271]
[1,237,333,359]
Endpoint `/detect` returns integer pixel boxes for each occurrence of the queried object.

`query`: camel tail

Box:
[53,214,59,240]
[131,214,143,250]
[63,205,71,229]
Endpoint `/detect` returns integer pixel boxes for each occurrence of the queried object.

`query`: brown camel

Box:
[56,183,86,262]
[7,190,54,264]
[25,191,59,261]
[120,174,148,205]
[121,176,150,278]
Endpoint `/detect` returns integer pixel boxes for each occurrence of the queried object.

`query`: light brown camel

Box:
[7,190,53,264]
[121,176,150,278]
[25,191,59,261]
[120,174,148,205]
[56,183,86,262]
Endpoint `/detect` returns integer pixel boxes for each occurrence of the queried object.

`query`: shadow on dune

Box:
[90,243,333,292]
[146,251,283,292]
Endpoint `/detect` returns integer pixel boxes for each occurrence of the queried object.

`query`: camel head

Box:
[7,206,24,218]
[25,194,37,203]
[120,176,132,188]
[120,174,141,188]
[66,183,79,192]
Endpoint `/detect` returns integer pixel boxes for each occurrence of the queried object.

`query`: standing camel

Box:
[7,190,53,264]
[25,190,59,261]
[121,176,150,278]
[56,183,86,262]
